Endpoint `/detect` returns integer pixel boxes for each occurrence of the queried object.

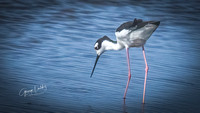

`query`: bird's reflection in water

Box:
[123,99,127,113]
[123,99,145,113]
[141,103,145,113]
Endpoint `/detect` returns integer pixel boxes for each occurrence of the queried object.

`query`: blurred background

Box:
[0,0,200,112]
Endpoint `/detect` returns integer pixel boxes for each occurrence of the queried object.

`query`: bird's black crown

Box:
[94,36,112,50]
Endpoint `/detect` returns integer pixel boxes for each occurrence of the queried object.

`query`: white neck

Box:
[102,40,124,51]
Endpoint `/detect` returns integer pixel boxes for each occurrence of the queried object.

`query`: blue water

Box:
[0,0,200,112]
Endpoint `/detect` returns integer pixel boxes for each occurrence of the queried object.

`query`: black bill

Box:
[90,55,100,78]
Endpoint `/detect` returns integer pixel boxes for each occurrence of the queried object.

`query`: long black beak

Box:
[90,55,100,78]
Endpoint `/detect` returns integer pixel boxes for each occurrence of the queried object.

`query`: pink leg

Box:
[123,48,131,99]
[142,46,149,104]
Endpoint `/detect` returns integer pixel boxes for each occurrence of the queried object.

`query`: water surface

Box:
[0,0,200,112]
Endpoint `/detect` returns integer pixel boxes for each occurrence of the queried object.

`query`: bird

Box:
[90,18,160,103]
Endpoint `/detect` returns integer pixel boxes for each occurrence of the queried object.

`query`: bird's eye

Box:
[94,43,99,50]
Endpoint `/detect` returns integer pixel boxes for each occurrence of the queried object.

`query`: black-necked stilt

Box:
[91,18,160,103]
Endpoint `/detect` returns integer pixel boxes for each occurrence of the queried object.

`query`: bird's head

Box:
[94,36,108,56]
[90,36,111,77]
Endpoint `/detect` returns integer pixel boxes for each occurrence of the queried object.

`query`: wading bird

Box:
[90,18,160,103]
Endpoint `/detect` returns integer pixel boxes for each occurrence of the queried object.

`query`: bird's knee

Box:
[128,74,131,79]
[145,66,149,71]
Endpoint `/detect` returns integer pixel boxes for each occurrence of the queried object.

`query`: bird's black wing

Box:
[116,18,146,32]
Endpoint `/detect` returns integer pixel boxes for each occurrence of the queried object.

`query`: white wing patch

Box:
[115,29,131,38]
